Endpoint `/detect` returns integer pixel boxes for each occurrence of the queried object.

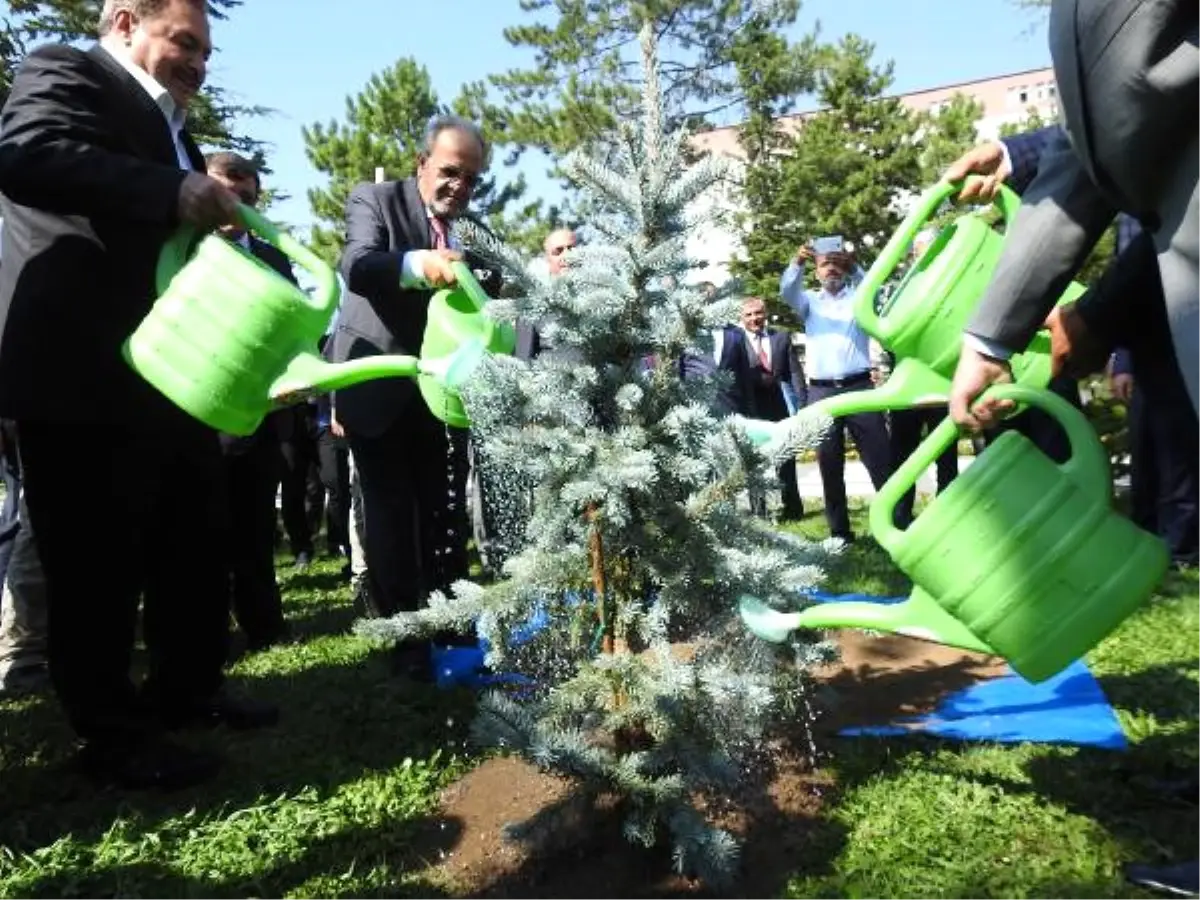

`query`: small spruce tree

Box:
[357,15,837,887]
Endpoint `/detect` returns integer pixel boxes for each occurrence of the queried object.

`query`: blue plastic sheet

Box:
[807,591,1128,750]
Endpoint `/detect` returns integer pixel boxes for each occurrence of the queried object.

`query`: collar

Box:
[99,43,187,133]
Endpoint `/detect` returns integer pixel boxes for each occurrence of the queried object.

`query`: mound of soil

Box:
[426,631,1007,897]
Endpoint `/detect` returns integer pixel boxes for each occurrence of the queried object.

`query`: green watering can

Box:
[125,206,486,436]
[867,384,1169,683]
[418,261,516,429]
[852,179,1087,386]
[736,356,952,448]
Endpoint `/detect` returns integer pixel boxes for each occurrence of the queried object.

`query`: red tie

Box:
[755,334,770,370]
[429,216,449,250]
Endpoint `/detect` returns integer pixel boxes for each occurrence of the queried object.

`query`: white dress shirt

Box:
[100,44,193,171]
[779,261,874,380]
[400,212,461,288]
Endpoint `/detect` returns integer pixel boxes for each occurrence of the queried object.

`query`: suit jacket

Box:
[716,326,806,420]
[969,0,1198,409]
[329,177,501,437]
[0,43,200,424]
[219,236,298,456]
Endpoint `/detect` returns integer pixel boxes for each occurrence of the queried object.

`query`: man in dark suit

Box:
[0,0,275,790]
[945,127,1200,897]
[716,297,806,521]
[205,151,295,651]
[946,0,1197,426]
[330,115,496,681]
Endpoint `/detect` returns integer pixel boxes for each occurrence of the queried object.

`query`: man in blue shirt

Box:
[781,242,892,541]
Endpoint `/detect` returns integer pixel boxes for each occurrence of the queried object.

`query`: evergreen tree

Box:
[302,58,545,265]
[917,93,984,183]
[491,0,815,163]
[356,16,836,887]
[0,1,269,164]
[733,34,922,324]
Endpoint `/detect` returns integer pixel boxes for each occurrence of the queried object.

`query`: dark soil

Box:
[427,631,1006,897]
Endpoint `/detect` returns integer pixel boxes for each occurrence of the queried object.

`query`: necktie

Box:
[429,216,449,250]
[755,333,770,371]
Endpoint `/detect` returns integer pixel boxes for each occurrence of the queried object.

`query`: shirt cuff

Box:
[400,251,429,289]
[962,332,1014,361]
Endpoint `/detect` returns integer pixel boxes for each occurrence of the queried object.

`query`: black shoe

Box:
[156,687,280,731]
[78,735,221,791]
[389,641,435,683]
[831,531,857,544]
[1125,861,1200,898]
[0,663,50,696]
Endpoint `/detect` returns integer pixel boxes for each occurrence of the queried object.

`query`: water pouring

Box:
[124,206,489,436]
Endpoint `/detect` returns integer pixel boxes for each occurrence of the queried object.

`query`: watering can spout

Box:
[267,339,487,404]
[735,357,951,449]
[738,590,994,655]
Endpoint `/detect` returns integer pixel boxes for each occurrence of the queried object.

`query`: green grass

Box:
[0,558,475,898]
[781,503,1199,899]
[0,510,1195,898]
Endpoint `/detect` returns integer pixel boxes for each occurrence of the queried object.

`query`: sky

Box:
[207,0,1050,237]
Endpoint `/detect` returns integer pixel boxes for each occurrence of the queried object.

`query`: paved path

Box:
[793,456,977,499]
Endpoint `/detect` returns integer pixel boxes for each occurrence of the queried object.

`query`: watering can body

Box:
[125,207,483,437]
[870,384,1169,683]
[854,181,1086,386]
[418,262,516,429]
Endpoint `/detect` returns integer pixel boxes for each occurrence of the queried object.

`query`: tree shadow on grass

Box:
[9,813,466,898]
[0,645,480,865]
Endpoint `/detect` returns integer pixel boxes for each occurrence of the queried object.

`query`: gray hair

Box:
[422,115,489,164]
[97,0,203,35]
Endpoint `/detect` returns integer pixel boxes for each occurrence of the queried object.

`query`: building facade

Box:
[686,66,1059,285]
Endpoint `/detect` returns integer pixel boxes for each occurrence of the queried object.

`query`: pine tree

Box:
[355,15,837,888]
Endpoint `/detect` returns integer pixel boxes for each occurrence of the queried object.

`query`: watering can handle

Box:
[156,204,341,317]
[449,260,493,312]
[869,382,1110,554]
[853,178,1022,338]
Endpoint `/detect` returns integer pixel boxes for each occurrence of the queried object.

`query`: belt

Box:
[809,370,872,388]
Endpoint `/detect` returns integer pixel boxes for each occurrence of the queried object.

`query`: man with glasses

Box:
[329,115,498,681]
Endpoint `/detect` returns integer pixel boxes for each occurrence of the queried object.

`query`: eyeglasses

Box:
[436,164,481,188]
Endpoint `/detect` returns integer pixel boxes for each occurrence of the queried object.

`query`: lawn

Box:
[0,506,1195,898]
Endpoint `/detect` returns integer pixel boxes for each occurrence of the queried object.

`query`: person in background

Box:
[714,297,806,521]
[879,228,959,528]
[780,240,892,541]
[206,151,295,652]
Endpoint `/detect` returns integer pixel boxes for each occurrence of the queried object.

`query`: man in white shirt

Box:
[780,241,893,541]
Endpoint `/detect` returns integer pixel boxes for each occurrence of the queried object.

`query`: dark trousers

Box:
[1129,384,1199,564]
[889,404,958,528]
[316,426,350,555]
[807,379,893,537]
[224,439,286,645]
[0,434,21,608]
[17,417,228,744]
[279,408,318,558]
[348,404,470,618]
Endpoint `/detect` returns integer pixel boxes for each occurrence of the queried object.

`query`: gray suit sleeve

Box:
[967,128,1117,350]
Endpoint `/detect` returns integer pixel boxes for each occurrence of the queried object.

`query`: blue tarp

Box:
[808,591,1129,750]
[430,590,1129,751]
